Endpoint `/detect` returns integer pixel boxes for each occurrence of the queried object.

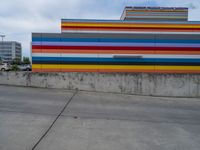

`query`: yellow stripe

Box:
[61,23,200,29]
[33,64,154,70]
[32,64,200,71]
[156,66,200,70]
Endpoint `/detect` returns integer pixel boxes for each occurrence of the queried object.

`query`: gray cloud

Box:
[0,0,200,57]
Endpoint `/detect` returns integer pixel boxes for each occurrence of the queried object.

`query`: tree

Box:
[23,57,30,64]
[11,64,19,71]
[12,58,21,65]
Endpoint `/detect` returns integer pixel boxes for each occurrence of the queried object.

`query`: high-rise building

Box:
[0,41,22,63]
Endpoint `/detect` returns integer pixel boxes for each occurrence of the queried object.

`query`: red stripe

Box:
[61,26,200,30]
[32,49,200,54]
[32,45,200,51]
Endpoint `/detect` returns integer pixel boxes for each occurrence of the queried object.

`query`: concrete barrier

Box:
[0,72,200,97]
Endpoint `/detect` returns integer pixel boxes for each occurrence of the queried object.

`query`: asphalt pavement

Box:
[0,85,200,150]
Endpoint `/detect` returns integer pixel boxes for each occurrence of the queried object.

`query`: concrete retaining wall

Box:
[0,72,200,97]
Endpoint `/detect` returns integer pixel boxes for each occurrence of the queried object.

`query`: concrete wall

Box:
[0,72,200,98]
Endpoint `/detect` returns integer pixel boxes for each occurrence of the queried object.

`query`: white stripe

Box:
[156,43,200,47]
[32,53,200,58]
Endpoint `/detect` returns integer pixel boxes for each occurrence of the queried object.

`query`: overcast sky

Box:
[0,0,200,57]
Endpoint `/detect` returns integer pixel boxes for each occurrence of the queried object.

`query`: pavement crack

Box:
[31,90,78,150]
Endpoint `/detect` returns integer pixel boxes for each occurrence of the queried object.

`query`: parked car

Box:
[0,63,11,71]
[17,64,32,71]
[10,61,32,71]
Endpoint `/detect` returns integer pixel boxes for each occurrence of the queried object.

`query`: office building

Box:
[0,41,22,63]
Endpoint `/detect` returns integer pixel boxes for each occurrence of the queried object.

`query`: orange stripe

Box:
[32,68,200,74]
[61,69,98,72]
[32,49,41,53]
[154,70,200,74]
[32,68,98,72]
[155,51,200,55]
[98,50,155,54]
[100,69,200,74]
[32,68,61,72]
[99,69,155,73]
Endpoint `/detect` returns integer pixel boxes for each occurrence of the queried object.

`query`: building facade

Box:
[0,41,22,63]
[32,7,200,73]
[120,7,188,21]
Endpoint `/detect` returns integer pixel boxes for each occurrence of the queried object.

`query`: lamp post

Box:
[0,35,5,42]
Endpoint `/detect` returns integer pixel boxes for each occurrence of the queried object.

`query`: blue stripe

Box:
[32,37,200,44]
[32,57,200,63]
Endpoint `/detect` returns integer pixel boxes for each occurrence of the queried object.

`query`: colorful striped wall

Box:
[32,32,200,73]
[32,6,200,74]
[120,7,188,21]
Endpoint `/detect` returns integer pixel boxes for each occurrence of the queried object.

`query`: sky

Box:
[0,0,200,58]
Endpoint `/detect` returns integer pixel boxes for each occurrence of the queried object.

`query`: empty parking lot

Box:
[0,85,200,150]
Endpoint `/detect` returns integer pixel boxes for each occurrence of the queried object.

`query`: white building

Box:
[0,41,22,63]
